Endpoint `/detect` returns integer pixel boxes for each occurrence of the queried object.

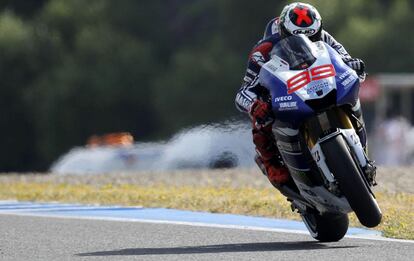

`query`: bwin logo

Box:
[275,96,293,102]
[293,29,316,35]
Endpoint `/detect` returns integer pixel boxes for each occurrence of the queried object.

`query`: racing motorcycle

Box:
[258,34,382,242]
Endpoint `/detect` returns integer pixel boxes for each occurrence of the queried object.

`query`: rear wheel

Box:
[301,211,349,242]
[321,135,382,227]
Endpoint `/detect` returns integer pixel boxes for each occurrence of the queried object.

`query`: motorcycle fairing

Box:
[260,42,360,125]
[258,37,367,215]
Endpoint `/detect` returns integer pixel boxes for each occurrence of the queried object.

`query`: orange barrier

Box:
[87,132,134,147]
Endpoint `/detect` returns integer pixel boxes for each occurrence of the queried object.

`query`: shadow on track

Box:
[76,241,358,256]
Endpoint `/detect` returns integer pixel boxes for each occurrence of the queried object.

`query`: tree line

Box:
[0,0,412,171]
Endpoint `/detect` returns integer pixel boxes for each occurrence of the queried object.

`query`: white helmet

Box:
[279,2,322,41]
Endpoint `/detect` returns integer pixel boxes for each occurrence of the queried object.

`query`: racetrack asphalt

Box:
[0,202,412,261]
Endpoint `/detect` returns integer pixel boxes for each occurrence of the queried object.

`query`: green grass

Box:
[0,182,412,240]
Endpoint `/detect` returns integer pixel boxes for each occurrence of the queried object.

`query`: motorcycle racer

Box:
[235,2,369,186]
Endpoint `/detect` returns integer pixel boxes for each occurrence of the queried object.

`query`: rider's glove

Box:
[344,58,365,76]
[249,100,274,128]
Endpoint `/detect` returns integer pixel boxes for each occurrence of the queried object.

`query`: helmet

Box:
[279,2,322,41]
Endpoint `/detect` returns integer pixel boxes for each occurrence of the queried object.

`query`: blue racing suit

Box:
[235,18,354,113]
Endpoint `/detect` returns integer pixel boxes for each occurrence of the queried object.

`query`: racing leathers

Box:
[236,18,367,185]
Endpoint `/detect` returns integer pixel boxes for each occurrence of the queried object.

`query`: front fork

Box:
[302,107,377,187]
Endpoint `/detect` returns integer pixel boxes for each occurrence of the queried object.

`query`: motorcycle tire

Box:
[301,211,349,242]
[321,135,382,228]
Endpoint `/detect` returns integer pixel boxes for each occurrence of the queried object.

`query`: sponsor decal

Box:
[236,95,253,109]
[267,63,279,72]
[278,101,298,111]
[275,96,293,102]
[251,52,266,65]
[342,75,358,88]
[339,69,357,88]
[306,80,329,96]
[292,29,316,35]
[266,58,289,72]
[312,150,321,162]
[287,64,336,94]
[339,69,353,80]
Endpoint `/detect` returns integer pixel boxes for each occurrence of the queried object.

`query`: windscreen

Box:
[271,35,316,70]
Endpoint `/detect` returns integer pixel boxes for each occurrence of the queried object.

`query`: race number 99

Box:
[287,64,336,94]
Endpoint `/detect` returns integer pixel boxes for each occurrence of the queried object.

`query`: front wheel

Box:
[321,135,382,227]
[301,211,349,242]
